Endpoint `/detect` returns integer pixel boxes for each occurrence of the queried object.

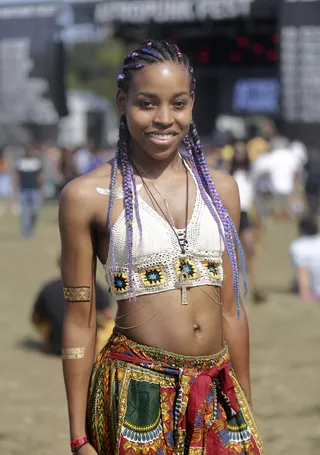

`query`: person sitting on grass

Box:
[290,216,320,303]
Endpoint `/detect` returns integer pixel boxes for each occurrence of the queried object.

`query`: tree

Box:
[66,36,128,106]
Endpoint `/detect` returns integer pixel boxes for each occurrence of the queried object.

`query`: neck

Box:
[130,143,184,179]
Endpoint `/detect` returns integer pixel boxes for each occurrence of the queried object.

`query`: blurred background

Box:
[1,0,320,454]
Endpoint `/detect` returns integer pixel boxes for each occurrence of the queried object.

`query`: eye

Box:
[139,100,155,109]
[174,100,188,109]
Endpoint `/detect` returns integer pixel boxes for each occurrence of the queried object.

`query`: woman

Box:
[59,41,263,455]
[231,141,266,304]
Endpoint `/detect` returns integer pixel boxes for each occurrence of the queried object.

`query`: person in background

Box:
[231,143,266,304]
[58,148,79,194]
[204,141,224,171]
[304,146,320,216]
[0,147,11,217]
[247,124,269,163]
[290,216,320,303]
[14,145,43,237]
[84,146,105,173]
[287,141,308,216]
[267,136,299,220]
[74,144,92,176]
[31,257,114,355]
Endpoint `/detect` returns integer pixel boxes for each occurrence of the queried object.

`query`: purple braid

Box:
[185,122,247,317]
[118,119,135,299]
[182,137,225,240]
[108,117,143,300]
[107,147,120,283]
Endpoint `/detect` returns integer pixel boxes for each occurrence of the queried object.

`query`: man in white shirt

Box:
[268,137,299,219]
[290,217,320,302]
[252,136,299,220]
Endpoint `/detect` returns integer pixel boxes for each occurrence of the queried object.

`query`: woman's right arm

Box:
[59,180,98,453]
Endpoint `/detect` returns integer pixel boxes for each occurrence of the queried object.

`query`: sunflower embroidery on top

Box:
[203,261,221,280]
[113,271,129,293]
[140,266,165,286]
[176,258,197,280]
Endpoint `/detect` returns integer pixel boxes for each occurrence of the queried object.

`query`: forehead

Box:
[128,62,191,96]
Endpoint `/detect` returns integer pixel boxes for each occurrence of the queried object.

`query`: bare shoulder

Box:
[59,162,114,224]
[209,169,240,226]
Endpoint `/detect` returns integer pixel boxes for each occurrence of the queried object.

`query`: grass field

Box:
[0,203,319,454]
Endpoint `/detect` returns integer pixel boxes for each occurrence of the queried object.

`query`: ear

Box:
[116,89,126,115]
[190,91,195,109]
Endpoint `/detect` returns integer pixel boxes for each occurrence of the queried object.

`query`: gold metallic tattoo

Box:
[61,347,85,360]
[63,286,91,302]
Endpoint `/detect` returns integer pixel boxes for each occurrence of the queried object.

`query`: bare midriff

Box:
[115,285,223,356]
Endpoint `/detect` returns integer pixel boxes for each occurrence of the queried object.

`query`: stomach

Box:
[114,285,223,356]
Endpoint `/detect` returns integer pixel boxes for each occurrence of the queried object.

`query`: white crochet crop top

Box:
[103,164,225,300]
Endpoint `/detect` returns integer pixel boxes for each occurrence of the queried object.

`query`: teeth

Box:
[148,134,173,140]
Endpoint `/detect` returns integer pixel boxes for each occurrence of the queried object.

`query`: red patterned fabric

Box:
[87,330,264,455]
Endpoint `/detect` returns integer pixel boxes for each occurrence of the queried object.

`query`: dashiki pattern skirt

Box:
[87,330,264,455]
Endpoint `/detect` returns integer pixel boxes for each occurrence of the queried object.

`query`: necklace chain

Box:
[132,158,177,227]
[132,157,189,255]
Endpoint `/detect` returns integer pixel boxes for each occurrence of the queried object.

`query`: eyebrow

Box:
[136,91,190,98]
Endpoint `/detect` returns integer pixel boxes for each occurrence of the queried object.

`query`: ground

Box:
[0,203,319,454]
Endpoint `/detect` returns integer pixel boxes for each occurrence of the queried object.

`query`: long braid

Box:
[182,135,245,316]
[187,121,248,316]
[118,118,135,299]
[108,39,244,312]
[121,118,144,257]
[107,148,120,280]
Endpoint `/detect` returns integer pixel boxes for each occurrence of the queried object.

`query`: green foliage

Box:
[66,37,128,106]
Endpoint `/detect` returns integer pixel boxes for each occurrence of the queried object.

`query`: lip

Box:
[144,131,178,147]
[146,130,178,136]
[146,133,177,147]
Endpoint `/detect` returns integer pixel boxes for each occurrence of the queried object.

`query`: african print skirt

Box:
[87,330,264,455]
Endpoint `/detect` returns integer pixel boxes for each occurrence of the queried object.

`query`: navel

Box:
[193,323,200,331]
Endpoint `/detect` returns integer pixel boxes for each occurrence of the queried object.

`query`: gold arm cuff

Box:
[61,347,85,360]
[63,286,91,302]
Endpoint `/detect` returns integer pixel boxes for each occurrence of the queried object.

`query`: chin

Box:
[147,147,179,161]
[143,138,182,160]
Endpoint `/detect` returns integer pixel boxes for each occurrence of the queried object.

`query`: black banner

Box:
[0,2,68,125]
[280,0,320,123]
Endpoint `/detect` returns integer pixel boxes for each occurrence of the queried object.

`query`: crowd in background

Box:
[203,121,320,306]
[1,117,320,355]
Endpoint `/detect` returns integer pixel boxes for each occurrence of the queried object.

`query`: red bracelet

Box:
[70,436,89,452]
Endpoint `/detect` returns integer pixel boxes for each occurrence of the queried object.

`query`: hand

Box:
[74,443,98,455]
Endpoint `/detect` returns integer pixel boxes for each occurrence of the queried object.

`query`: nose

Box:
[153,104,174,127]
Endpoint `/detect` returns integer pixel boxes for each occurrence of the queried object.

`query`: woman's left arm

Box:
[211,170,252,404]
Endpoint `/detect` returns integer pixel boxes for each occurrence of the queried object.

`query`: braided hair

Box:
[109,39,246,316]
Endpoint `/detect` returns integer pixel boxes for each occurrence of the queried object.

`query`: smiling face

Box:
[117,62,194,161]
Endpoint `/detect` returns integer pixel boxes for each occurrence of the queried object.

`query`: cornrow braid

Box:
[108,40,245,312]
[117,39,195,93]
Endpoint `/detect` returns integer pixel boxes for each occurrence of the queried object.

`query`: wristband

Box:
[72,441,89,453]
[70,436,89,452]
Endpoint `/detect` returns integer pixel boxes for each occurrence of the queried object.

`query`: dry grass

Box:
[0,203,319,454]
